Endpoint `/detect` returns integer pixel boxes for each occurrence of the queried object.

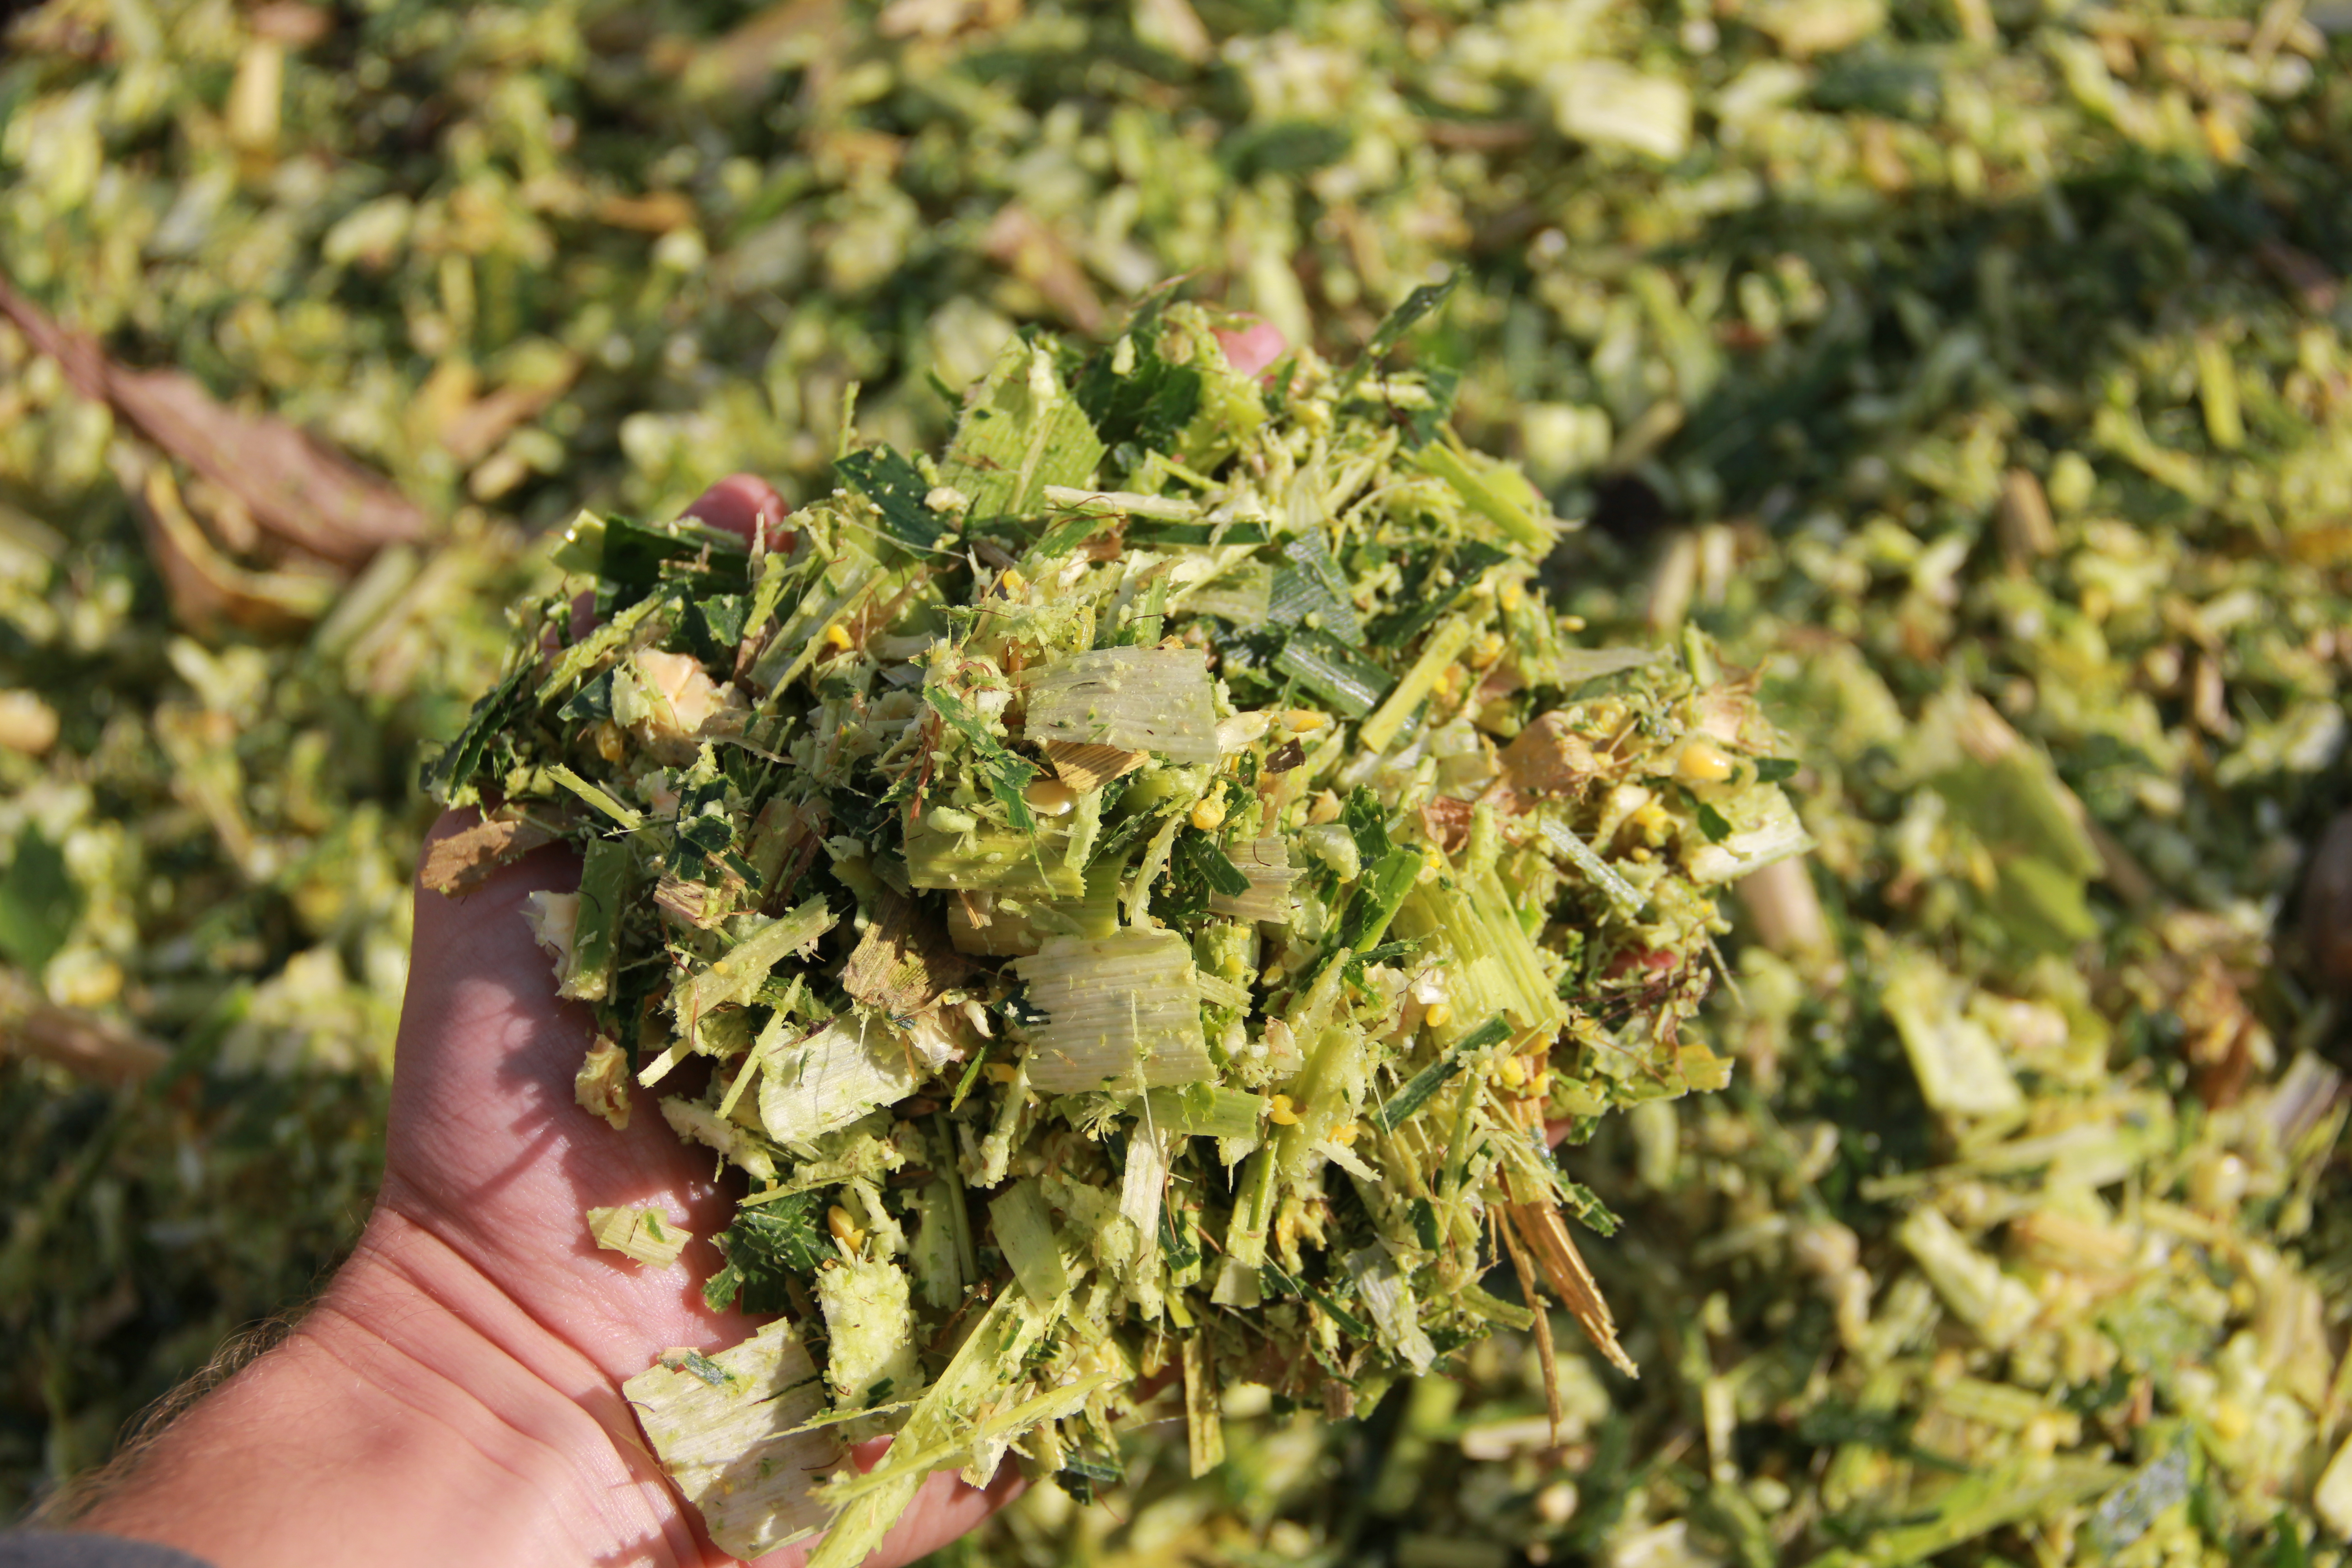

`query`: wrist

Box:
[79,1208,706,1568]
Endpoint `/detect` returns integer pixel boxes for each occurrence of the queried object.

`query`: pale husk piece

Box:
[621,1319,843,1560]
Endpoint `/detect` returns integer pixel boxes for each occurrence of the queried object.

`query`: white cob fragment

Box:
[521,891,580,986]
[759,1011,925,1143]
[817,1254,922,1414]
[622,1319,843,1561]
[1019,647,1221,764]
[1014,929,1213,1093]
[585,1205,691,1268]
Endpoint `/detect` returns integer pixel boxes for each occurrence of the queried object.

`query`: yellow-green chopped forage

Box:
[427,295,1801,1558]
[14,0,2352,1554]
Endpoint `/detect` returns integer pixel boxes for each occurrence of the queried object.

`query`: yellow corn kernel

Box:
[594,720,627,762]
[1423,1002,1453,1030]
[1267,1093,1300,1126]
[823,623,853,651]
[827,1205,865,1252]
[1498,579,1525,613]
[1283,709,1330,733]
[1190,796,1228,832]
[986,1062,1020,1083]
[1000,568,1027,596]
[1467,632,1506,669]
[1630,845,1652,863]
[1330,1121,1360,1145]
[1496,1054,1528,1089]
[1677,740,1735,784]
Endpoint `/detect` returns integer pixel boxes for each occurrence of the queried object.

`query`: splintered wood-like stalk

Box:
[1506,1201,1637,1379]
[1496,1207,1564,1448]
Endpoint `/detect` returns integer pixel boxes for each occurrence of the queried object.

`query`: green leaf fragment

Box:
[835,444,946,550]
[0,826,82,973]
[706,1194,831,1314]
[1338,272,1460,401]
[1540,819,1646,920]
[1374,1014,1508,1132]
[1270,629,1392,718]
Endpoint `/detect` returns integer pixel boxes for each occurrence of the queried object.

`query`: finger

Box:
[758,1460,1026,1568]
[1212,319,1288,379]
[685,472,792,549]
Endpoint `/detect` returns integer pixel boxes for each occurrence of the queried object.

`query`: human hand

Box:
[75,476,1014,1568]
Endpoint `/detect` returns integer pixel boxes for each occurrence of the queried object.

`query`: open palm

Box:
[382,814,1015,1568]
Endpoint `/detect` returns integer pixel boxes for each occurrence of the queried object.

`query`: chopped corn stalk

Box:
[1014,930,1213,1093]
[585,1205,692,1268]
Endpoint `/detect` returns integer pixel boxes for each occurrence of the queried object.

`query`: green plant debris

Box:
[7,0,2352,1563]
[427,301,1793,1558]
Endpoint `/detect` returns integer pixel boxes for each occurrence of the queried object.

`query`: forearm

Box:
[76,1211,704,1568]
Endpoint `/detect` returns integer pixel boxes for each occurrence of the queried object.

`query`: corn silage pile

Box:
[6,0,2352,1563]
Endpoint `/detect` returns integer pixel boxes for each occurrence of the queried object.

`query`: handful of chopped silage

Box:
[424,292,1809,1565]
